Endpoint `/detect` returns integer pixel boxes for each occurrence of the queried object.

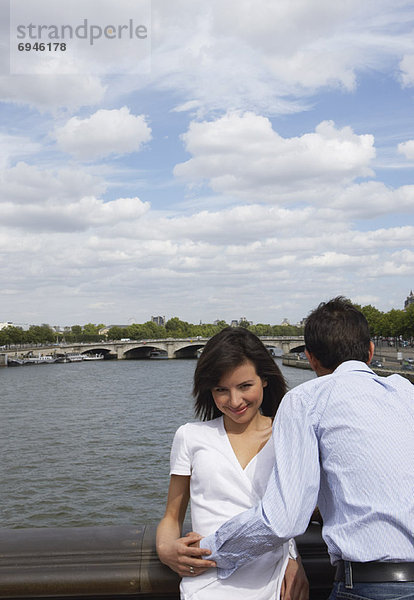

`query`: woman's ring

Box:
[189,566,195,574]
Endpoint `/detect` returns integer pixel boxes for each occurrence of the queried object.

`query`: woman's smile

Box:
[211,360,267,429]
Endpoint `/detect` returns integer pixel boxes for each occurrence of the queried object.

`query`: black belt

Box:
[335,560,414,583]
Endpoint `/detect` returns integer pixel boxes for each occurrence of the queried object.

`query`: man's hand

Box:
[158,531,216,578]
[280,558,309,600]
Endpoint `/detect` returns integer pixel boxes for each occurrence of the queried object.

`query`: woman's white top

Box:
[170,417,291,600]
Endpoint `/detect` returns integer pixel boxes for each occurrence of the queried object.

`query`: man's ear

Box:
[367,341,375,364]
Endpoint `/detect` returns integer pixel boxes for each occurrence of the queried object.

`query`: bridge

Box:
[3,336,305,361]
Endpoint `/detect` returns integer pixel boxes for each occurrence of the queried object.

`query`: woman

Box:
[157,327,309,600]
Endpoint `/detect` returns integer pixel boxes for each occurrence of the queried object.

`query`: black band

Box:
[335,561,414,583]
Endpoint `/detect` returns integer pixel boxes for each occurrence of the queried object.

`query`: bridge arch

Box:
[123,344,167,359]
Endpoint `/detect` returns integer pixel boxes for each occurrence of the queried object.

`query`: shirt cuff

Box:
[200,535,238,579]
[288,538,298,560]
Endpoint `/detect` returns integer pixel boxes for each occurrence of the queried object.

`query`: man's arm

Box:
[201,389,321,577]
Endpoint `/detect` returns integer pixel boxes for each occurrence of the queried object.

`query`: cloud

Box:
[303,252,368,269]
[2,2,411,115]
[1,195,150,232]
[54,106,152,160]
[398,139,414,160]
[174,113,375,201]
[1,162,105,205]
[0,160,149,232]
[0,134,41,169]
[329,181,414,218]
[0,75,106,111]
[1,191,412,323]
[0,2,413,325]
[150,0,413,114]
[399,54,414,87]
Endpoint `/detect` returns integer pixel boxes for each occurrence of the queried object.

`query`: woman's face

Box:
[211,360,267,427]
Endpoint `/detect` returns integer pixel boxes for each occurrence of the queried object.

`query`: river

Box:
[1,359,315,528]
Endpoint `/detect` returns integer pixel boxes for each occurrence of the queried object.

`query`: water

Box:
[1,359,314,528]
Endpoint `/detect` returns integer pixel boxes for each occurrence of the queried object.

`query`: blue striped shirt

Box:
[201,361,414,577]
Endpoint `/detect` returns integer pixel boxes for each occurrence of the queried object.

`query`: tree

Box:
[238,319,250,329]
[165,317,192,337]
[107,326,127,340]
[0,326,25,345]
[361,305,384,337]
[402,304,414,340]
[385,309,405,339]
[250,324,273,336]
[83,323,100,335]
[26,325,55,344]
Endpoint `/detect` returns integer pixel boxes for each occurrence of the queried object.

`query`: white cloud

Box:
[1,2,411,115]
[398,139,414,159]
[54,107,152,160]
[0,2,413,325]
[1,192,412,323]
[304,252,369,269]
[0,75,106,111]
[399,54,414,87]
[0,162,105,205]
[1,195,149,232]
[150,0,413,114]
[174,113,375,201]
[0,134,41,169]
[329,181,414,218]
[0,160,149,232]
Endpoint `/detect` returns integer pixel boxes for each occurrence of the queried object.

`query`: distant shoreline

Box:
[282,354,414,384]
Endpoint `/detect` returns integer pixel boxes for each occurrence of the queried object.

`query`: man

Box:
[198,297,414,599]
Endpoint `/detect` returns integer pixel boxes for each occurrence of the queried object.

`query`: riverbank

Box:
[282,352,414,384]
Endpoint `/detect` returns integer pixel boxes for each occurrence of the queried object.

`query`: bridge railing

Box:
[0,522,333,600]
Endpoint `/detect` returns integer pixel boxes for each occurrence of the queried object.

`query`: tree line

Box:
[360,303,414,341]
[1,304,413,347]
[0,318,304,346]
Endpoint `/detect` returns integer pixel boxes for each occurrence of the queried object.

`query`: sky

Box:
[1,0,414,328]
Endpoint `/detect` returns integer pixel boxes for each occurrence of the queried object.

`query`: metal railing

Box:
[0,522,333,600]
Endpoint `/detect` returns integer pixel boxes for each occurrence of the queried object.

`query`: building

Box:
[151,315,165,326]
[0,321,14,330]
[230,318,253,327]
[404,290,414,310]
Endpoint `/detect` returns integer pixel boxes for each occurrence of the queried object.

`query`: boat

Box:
[83,354,104,361]
[67,354,85,362]
[7,358,28,366]
[55,353,85,363]
[149,350,168,359]
[25,355,57,365]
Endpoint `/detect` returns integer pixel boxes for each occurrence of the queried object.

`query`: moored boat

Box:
[25,355,57,365]
[7,357,28,366]
[55,353,85,363]
[82,353,104,361]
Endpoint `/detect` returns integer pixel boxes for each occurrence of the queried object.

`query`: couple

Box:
[157,298,414,600]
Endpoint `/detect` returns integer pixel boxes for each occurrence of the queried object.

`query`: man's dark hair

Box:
[193,327,287,421]
[304,296,371,370]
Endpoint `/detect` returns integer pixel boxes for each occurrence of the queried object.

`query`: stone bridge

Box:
[3,336,305,361]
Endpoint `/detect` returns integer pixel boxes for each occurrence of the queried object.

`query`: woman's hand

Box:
[157,531,216,578]
[280,558,309,600]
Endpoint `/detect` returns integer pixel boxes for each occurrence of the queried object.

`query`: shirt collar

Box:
[333,360,373,375]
